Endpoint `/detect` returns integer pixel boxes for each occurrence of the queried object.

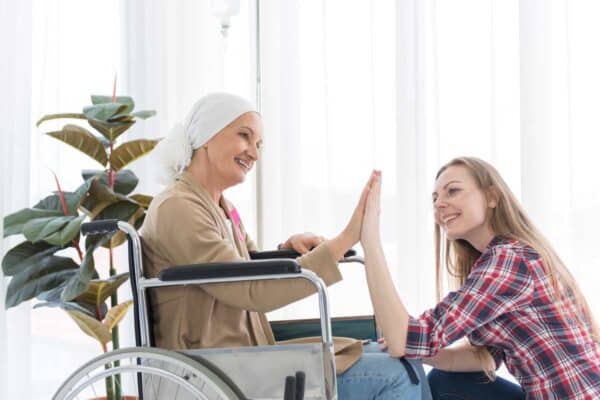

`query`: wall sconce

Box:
[210,0,241,37]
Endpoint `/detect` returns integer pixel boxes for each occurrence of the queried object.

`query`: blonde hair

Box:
[434,157,599,375]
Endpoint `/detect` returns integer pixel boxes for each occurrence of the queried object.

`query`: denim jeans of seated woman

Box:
[427,369,526,400]
[337,342,433,400]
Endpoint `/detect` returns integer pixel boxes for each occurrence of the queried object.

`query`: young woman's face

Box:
[432,165,493,244]
[205,111,263,188]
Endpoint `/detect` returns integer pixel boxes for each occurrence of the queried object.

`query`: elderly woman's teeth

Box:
[235,158,248,169]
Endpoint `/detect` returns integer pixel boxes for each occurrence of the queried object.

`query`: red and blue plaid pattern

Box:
[406,236,600,399]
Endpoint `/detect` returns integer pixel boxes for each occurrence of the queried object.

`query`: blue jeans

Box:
[337,342,433,400]
[427,369,526,400]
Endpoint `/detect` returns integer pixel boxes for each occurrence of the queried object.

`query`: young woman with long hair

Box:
[359,158,600,399]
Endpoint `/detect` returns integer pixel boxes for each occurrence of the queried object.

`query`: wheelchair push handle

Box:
[80,219,120,235]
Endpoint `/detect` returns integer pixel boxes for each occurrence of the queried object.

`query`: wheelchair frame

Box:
[54,219,365,400]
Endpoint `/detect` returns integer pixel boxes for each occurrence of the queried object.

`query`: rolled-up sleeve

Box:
[405,247,534,358]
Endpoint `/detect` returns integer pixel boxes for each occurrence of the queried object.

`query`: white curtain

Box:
[1,2,33,398]
[259,0,600,327]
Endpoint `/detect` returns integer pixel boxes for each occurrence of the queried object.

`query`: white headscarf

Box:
[155,92,257,183]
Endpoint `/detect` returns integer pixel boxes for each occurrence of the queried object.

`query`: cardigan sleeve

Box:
[154,196,342,313]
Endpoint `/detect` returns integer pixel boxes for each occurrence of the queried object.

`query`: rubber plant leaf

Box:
[75,272,129,307]
[79,178,131,219]
[5,255,78,308]
[46,124,108,166]
[103,300,133,330]
[36,113,86,127]
[81,169,139,196]
[34,300,106,320]
[66,309,112,346]
[88,119,135,142]
[95,201,144,248]
[2,241,60,276]
[61,233,112,302]
[128,194,153,210]
[91,95,134,114]
[83,103,129,122]
[43,215,86,246]
[22,215,74,243]
[109,139,162,171]
[3,208,63,237]
[130,110,157,120]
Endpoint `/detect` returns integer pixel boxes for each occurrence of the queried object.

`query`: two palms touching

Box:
[345,170,383,249]
[361,170,382,249]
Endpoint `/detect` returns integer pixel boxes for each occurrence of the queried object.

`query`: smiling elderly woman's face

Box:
[203,111,263,188]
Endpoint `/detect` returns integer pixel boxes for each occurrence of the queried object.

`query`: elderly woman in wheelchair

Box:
[141,92,432,400]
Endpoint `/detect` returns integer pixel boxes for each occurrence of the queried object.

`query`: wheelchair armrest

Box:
[249,248,357,260]
[158,259,301,281]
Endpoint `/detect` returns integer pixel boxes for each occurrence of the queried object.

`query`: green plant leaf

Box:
[61,233,112,302]
[88,119,135,142]
[34,299,107,320]
[5,255,78,308]
[22,215,79,245]
[129,194,153,209]
[79,178,131,219]
[91,95,134,114]
[81,169,139,195]
[95,201,144,248]
[36,113,86,127]
[2,241,60,276]
[3,208,63,237]
[83,103,129,122]
[43,215,86,246]
[75,272,129,307]
[109,139,161,171]
[46,124,108,166]
[63,178,94,214]
[33,195,69,214]
[107,114,135,123]
[34,179,92,217]
[103,300,133,330]
[131,110,156,120]
[66,309,112,345]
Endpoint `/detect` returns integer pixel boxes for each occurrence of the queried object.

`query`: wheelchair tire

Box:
[53,346,247,400]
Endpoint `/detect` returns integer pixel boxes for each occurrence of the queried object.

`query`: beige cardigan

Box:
[141,172,362,373]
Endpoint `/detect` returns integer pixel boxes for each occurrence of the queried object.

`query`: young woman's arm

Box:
[361,171,411,357]
[423,341,496,372]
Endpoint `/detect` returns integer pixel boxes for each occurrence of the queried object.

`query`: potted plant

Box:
[2,92,160,400]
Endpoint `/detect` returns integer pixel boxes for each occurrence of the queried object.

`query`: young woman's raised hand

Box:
[361,170,382,249]
[342,171,379,245]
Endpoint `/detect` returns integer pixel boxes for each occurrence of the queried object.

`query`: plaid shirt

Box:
[406,236,600,399]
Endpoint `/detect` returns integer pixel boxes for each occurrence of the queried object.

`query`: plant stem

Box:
[107,163,121,400]
[110,247,122,400]
[102,344,115,400]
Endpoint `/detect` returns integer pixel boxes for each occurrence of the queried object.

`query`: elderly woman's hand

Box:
[280,233,326,254]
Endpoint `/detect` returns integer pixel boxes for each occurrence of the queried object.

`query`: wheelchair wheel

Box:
[53,347,246,400]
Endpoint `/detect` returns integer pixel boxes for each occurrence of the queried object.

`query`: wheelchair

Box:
[52,220,376,400]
